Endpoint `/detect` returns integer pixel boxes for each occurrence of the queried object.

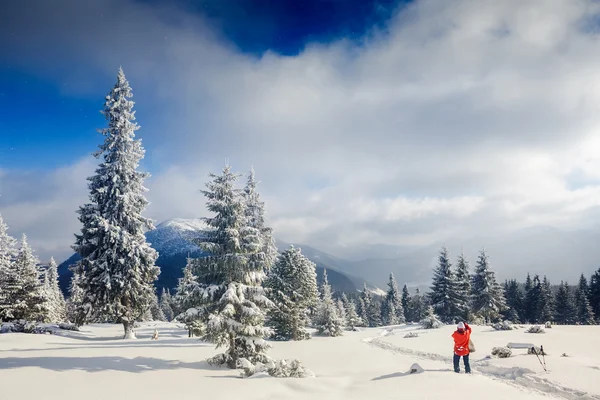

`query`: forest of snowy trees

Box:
[1,68,599,373]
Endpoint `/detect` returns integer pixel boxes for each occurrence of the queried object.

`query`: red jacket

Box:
[451,323,471,356]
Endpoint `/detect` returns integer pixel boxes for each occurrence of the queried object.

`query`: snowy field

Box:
[1,323,599,400]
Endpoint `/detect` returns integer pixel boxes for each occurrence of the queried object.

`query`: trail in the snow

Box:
[364,328,600,400]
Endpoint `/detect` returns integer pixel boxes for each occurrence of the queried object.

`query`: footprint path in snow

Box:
[363,327,600,400]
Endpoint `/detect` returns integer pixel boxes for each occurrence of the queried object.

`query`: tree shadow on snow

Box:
[0,356,222,373]
[372,368,452,381]
[0,338,212,353]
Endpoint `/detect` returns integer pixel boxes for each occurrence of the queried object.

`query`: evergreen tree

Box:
[71,68,159,338]
[590,268,600,321]
[367,296,383,327]
[43,257,67,322]
[337,298,347,325]
[342,293,362,330]
[0,214,18,322]
[358,283,371,325]
[523,273,534,322]
[160,289,175,321]
[502,279,524,323]
[0,235,47,321]
[243,168,278,275]
[66,268,84,324]
[401,284,411,322]
[539,276,555,322]
[173,262,197,316]
[454,252,472,320]
[314,269,343,336]
[575,274,595,325]
[264,245,318,340]
[187,164,273,368]
[429,246,461,323]
[471,249,506,323]
[526,275,542,323]
[382,273,404,325]
[409,288,428,321]
[150,292,166,321]
[553,281,576,324]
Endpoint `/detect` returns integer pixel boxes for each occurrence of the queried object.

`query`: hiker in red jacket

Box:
[451,322,472,373]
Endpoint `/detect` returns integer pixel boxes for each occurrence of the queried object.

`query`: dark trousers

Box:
[453,353,471,373]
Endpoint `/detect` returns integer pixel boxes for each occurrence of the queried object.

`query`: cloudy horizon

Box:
[2,0,600,281]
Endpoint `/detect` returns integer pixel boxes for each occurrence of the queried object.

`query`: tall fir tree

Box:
[243,168,278,275]
[382,273,405,325]
[553,281,577,324]
[471,249,506,323]
[523,273,534,323]
[429,246,460,323]
[264,245,318,340]
[0,214,18,322]
[575,274,595,325]
[367,297,383,327]
[589,268,600,321]
[66,268,84,324]
[149,292,166,321]
[313,269,344,336]
[342,293,362,330]
[539,276,555,322]
[0,235,47,321]
[454,252,472,320]
[401,284,411,322]
[409,288,428,321]
[502,279,524,323]
[173,262,197,317]
[526,275,543,323]
[187,164,272,368]
[358,283,371,325]
[160,289,175,321]
[71,68,159,338]
[43,257,67,323]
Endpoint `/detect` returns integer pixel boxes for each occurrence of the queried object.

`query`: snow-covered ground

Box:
[1,322,599,399]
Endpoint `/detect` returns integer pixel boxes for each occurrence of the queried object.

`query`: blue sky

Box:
[3,0,600,282]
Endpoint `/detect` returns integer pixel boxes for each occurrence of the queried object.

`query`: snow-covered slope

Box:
[2,322,598,399]
[145,218,207,257]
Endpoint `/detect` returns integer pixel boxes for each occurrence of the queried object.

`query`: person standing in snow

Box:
[451,322,471,373]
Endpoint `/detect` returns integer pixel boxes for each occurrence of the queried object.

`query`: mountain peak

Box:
[155,218,208,232]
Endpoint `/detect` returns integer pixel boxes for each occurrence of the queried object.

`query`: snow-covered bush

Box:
[58,322,79,331]
[526,325,545,333]
[420,306,443,329]
[492,321,514,331]
[491,346,512,358]
[238,358,314,378]
[545,321,552,329]
[471,315,486,326]
[1,321,56,334]
[404,332,419,338]
[527,346,543,355]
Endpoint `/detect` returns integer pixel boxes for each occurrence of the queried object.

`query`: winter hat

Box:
[457,322,465,330]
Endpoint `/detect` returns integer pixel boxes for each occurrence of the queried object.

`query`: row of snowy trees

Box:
[0,215,66,323]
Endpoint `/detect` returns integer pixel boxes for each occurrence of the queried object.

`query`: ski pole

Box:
[540,345,547,370]
[531,347,547,372]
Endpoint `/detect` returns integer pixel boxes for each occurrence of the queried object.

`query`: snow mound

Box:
[408,363,424,374]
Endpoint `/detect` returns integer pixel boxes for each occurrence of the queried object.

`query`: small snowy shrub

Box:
[527,346,543,355]
[471,315,485,326]
[492,321,514,331]
[491,346,512,358]
[420,306,443,329]
[238,358,314,378]
[404,332,419,338]
[545,321,552,329]
[526,325,545,334]
[58,323,79,331]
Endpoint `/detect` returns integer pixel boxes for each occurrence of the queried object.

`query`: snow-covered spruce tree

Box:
[553,281,576,325]
[71,68,159,338]
[342,293,362,330]
[523,273,534,323]
[0,214,18,322]
[188,164,273,368]
[455,252,472,320]
[471,249,506,323]
[358,284,370,325]
[150,292,166,321]
[420,305,443,329]
[409,288,428,321]
[243,168,278,276]
[337,298,347,327]
[526,275,543,323]
[590,268,600,322]
[42,257,67,323]
[0,235,48,321]
[264,245,318,341]
[575,274,595,325]
[401,284,411,322]
[539,276,555,323]
[367,296,383,327]
[66,268,84,324]
[313,269,344,336]
[160,289,175,321]
[502,279,524,323]
[429,246,460,323]
[382,273,404,325]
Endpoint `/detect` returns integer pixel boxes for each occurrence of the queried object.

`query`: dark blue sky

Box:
[0,0,408,170]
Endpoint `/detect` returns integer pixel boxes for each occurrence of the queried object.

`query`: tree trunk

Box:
[228,335,237,369]
[123,320,136,339]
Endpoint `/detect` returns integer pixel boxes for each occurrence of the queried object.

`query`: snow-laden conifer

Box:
[160,289,175,321]
[429,246,460,323]
[358,284,370,325]
[264,245,318,340]
[187,164,273,368]
[342,293,362,330]
[367,296,383,327]
[590,268,600,321]
[575,274,595,325]
[149,292,166,321]
[401,284,410,322]
[471,249,506,323]
[554,281,576,324]
[454,252,472,320]
[244,168,278,275]
[71,68,159,338]
[66,268,84,324]
[42,257,66,322]
[0,235,47,321]
[503,279,524,323]
[539,276,554,322]
[382,272,405,325]
[0,214,18,321]
[314,269,343,336]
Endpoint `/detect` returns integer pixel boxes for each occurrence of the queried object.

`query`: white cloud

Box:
[3,0,600,273]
